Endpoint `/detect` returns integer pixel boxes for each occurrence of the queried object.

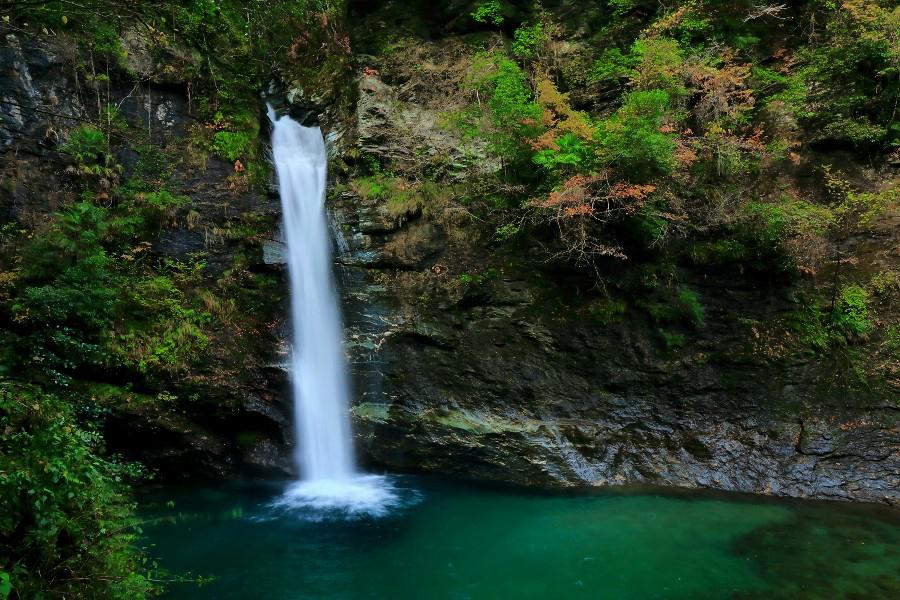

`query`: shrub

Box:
[596,90,678,176]
[590,48,635,84]
[659,328,686,350]
[630,37,685,95]
[532,133,591,173]
[512,23,547,59]
[884,325,900,361]
[870,271,900,298]
[639,286,705,327]
[471,0,504,25]
[0,381,152,599]
[743,196,834,271]
[351,176,388,201]
[212,130,256,162]
[832,284,871,336]
[62,126,109,166]
[799,0,900,148]
[677,288,705,326]
[485,58,542,159]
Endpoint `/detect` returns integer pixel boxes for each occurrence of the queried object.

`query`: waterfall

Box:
[267,106,396,516]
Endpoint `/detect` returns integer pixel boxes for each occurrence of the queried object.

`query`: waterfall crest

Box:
[268,106,397,516]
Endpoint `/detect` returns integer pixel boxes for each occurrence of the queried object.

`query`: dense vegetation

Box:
[349,0,897,372]
[0,0,344,596]
[0,0,897,597]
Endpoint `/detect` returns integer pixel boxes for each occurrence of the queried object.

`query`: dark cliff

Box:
[1,0,898,509]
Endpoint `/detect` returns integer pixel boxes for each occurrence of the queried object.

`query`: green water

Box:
[142,476,900,599]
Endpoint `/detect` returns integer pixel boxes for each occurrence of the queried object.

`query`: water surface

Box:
[142,476,900,599]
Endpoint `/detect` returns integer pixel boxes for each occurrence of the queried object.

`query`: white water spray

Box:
[268,106,396,516]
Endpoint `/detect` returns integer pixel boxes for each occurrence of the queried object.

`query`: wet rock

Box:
[262,239,288,266]
[0,34,83,151]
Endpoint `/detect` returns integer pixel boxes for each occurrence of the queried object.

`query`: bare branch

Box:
[744,4,789,22]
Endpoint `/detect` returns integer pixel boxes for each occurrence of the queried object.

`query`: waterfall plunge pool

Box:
[141,475,900,599]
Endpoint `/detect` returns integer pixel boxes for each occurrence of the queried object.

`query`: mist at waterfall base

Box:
[267,107,397,517]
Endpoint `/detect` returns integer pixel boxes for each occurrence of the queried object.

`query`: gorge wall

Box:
[1,0,898,507]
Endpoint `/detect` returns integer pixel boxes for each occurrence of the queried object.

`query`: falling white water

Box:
[267,106,396,516]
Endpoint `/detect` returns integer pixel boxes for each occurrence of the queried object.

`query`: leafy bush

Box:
[110,274,212,374]
[62,126,109,166]
[630,37,685,95]
[351,176,388,201]
[0,381,152,599]
[743,196,834,271]
[799,0,900,148]
[884,325,900,361]
[512,23,547,59]
[532,133,590,173]
[869,271,900,298]
[590,48,635,84]
[639,286,705,327]
[212,130,256,162]
[677,288,705,326]
[596,90,677,176]
[12,203,118,382]
[832,284,871,336]
[471,0,504,25]
[485,58,543,159]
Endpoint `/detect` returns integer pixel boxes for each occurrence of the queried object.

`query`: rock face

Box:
[335,218,900,505]
[0,32,294,481]
[325,64,900,506]
[3,24,897,507]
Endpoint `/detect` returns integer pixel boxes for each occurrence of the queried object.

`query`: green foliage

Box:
[348,175,448,219]
[752,67,812,118]
[512,23,547,59]
[639,285,705,327]
[110,271,212,374]
[790,286,873,352]
[351,176,388,201]
[590,48,634,84]
[689,239,752,266]
[471,0,504,25]
[485,58,542,159]
[799,1,900,148]
[826,169,898,230]
[10,188,208,381]
[596,90,677,176]
[790,303,832,352]
[630,204,669,247]
[608,0,637,17]
[62,126,109,165]
[0,381,152,599]
[884,325,900,361]
[142,190,191,213]
[12,202,117,382]
[163,0,347,116]
[832,284,871,336]
[658,328,686,351]
[630,37,685,95]
[590,36,685,94]
[677,288,705,326]
[212,130,256,163]
[458,268,499,286]
[588,298,627,325]
[870,271,900,298]
[745,197,834,245]
[495,222,521,240]
[533,133,590,172]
